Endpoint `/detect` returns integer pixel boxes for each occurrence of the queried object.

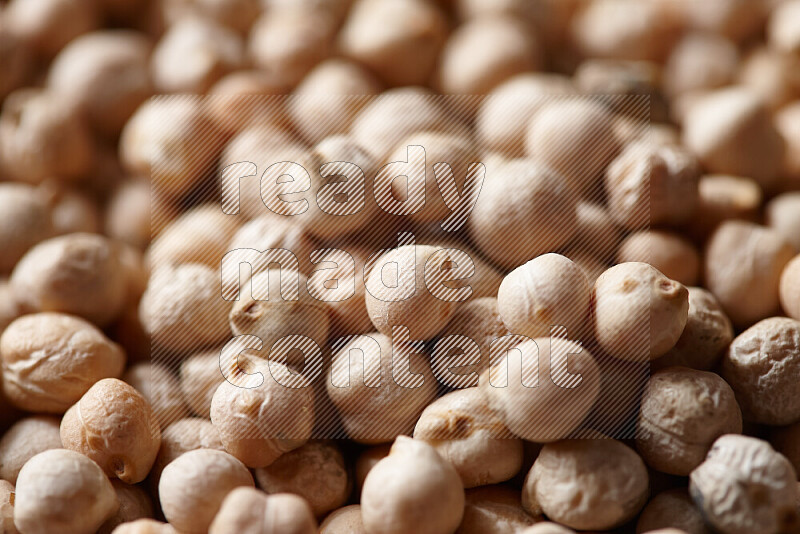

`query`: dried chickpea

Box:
[45,186,102,236]
[0,479,16,534]
[520,524,576,534]
[688,174,762,240]
[149,203,240,267]
[594,263,689,362]
[206,70,288,136]
[106,180,172,249]
[654,287,734,372]
[459,485,538,533]
[162,0,261,34]
[111,519,176,534]
[690,435,798,534]
[777,102,800,190]
[522,439,649,531]
[150,417,224,485]
[339,0,448,87]
[47,31,152,136]
[722,317,800,425]
[704,221,795,329]
[210,361,314,468]
[99,480,155,534]
[567,201,622,261]
[481,338,601,442]
[0,21,33,101]
[6,0,99,57]
[425,237,505,300]
[768,193,800,253]
[0,313,125,413]
[158,448,254,534]
[413,388,523,488]
[0,416,62,484]
[680,0,766,41]
[254,441,350,517]
[123,363,189,429]
[737,47,800,113]
[616,231,701,287]
[637,489,710,534]
[663,32,739,98]
[498,254,591,340]
[782,255,800,321]
[209,488,317,534]
[768,0,800,54]
[179,350,223,418]
[0,183,54,273]
[682,87,785,192]
[361,436,464,534]
[139,263,231,354]
[14,449,118,534]
[320,504,365,534]
[0,88,95,184]
[226,214,315,275]
[327,333,437,443]
[354,445,391,493]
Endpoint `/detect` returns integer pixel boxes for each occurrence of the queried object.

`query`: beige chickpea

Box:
[680,0,766,41]
[123,363,190,429]
[498,254,591,341]
[526,99,620,196]
[327,333,437,443]
[362,436,464,534]
[663,32,739,98]
[290,59,382,144]
[572,60,667,121]
[768,0,800,53]
[14,449,118,534]
[0,183,54,273]
[459,485,539,533]
[520,524,576,534]
[0,88,94,184]
[47,30,152,136]
[413,388,522,488]
[654,287,734,372]
[688,174,762,240]
[120,98,223,199]
[567,201,622,262]
[475,73,574,158]
[320,504,365,533]
[179,350,224,418]
[0,479,16,534]
[690,435,798,534]
[523,439,649,530]
[354,445,391,493]
[105,180,175,249]
[210,360,314,468]
[637,367,742,476]
[206,70,288,137]
[737,47,800,113]
[682,87,785,192]
[45,186,102,236]
[158,448,254,534]
[99,480,155,534]
[61,378,161,483]
[339,0,448,87]
[253,441,349,517]
[150,417,224,485]
[723,317,800,425]
[162,0,262,34]
[704,221,795,329]
[605,141,701,230]
[226,216,315,278]
[616,231,701,287]
[563,250,610,286]
[636,489,711,534]
[139,263,231,354]
[1,313,125,413]
[782,255,800,321]
[424,237,504,300]
[209,488,317,534]
[149,204,240,268]
[594,263,689,362]
[481,338,601,442]
[6,0,99,57]
[470,159,577,269]
[0,416,62,484]
[777,102,800,190]
[111,519,176,534]
[767,193,800,253]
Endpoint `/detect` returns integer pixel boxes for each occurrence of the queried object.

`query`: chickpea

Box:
[781,255,800,321]
[179,350,224,418]
[0,21,33,101]
[573,59,668,121]
[737,47,800,113]
[663,32,739,98]
[47,30,152,136]
[149,203,240,267]
[616,231,701,287]
[139,263,231,354]
[767,193,800,253]
[206,70,289,136]
[162,0,261,34]
[14,449,119,534]
[654,287,734,372]
[481,338,601,442]
[459,485,538,533]
[226,215,315,277]
[704,221,795,329]
[425,237,505,300]
[594,263,689,362]
[690,435,798,534]
[1,313,125,413]
[99,480,155,534]
[339,0,448,87]
[6,0,99,57]
[45,186,102,236]
[327,333,437,443]
[768,0,800,53]
[776,102,800,189]
[209,488,317,534]
[0,479,16,534]
[111,520,176,534]
[0,183,54,274]
[414,388,522,488]
[520,524,576,534]
[355,445,391,493]
[679,0,766,40]
[722,317,800,425]
[361,436,464,534]
[0,88,95,184]
[158,448,254,534]
[0,416,62,484]
[522,439,649,530]
[567,201,622,262]
[320,504,365,534]
[106,180,172,249]
[637,489,710,534]
[682,87,785,192]
[150,417,224,485]
[123,363,190,429]
[253,441,350,517]
[688,174,762,240]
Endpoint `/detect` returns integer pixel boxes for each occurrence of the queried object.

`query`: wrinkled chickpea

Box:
[0,183,54,274]
[14,449,119,534]
[781,255,800,321]
[637,489,710,534]
[209,488,317,534]
[523,439,649,531]
[99,480,155,534]
[123,362,189,429]
[459,485,538,534]
[158,448,254,534]
[1,312,125,413]
[0,416,62,484]
[616,231,701,287]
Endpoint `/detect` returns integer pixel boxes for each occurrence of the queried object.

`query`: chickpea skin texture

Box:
[361,436,465,534]
[0,415,62,484]
[14,449,119,534]
[209,488,317,534]
[61,378,161,484]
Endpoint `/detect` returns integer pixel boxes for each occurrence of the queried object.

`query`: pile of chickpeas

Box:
[1,0,800,533]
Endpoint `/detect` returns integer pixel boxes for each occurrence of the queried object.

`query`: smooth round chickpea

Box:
[594,263,689,361]
[361,436,465,534]
[0,183,54,274]
[6,0,99,57]
[781,255,800,321]
[320,505,365,533]
[616,231,701,287]
[636,489,711,534]
[158,448,254,534]
[99,480,155,534]
[123,363,189,429]
[14,449,119,534]
[767,193,800,253]
[523,439,649,531]
[459,485,539,533]
[0,416,62,484]
[209,488,317,534]
[1,312,125,413]
[150,417,224,485]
